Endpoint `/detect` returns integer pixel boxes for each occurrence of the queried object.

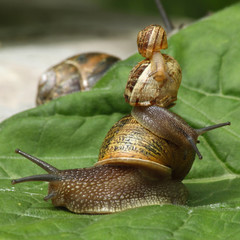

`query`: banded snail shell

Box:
[124,54,182,108]
[36,52,120,105]
[137,24,168,59]
[96,114,195,181]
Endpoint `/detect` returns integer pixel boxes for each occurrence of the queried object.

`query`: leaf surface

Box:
[1,4,240,239]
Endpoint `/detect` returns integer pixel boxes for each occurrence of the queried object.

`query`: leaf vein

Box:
[181,84,240,101]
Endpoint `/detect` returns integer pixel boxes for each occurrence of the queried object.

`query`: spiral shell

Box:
[137,24,168,59]
[36,52,120,105]
[124,54,182,108]
[96,114,195,180]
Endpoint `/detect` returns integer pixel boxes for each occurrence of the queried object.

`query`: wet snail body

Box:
[12,150,187,214]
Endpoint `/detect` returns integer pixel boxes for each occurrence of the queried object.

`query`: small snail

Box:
[124,24,181,108]
[11,24,231,214]
[137,24,168,82]
[11,107,230,214]
[36,52,120,105]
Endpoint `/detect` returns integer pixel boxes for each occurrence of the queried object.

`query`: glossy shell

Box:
[124,54,182,108]
[96,115,195,180]
[137,24,168,59]
[36,52,120,105]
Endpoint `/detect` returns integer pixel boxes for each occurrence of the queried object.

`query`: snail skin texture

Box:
[11,106,230,214]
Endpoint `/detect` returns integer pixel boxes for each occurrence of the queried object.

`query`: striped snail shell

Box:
[36,52,120,105]
[137,24,168,59]
[137,25,169,84]
[96,106,230,181]
[124,54,182,108]
[125,24,181,108]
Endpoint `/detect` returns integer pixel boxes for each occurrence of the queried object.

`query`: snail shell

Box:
[36,52,120,105]
[124,55,182,108]
[137,24,168,59]
[96,114,194,180]
[11,107,230,214]
[124,24,182,108]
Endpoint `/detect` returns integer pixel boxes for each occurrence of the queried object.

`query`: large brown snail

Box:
[11,25,230,214]
[36,52,120,105]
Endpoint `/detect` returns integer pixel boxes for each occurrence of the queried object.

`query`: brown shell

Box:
[124,54,182,108]
[96,115,195,180]
[36,52,120,105]
[137,24,168,59]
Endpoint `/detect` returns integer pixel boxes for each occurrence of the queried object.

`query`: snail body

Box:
[12,107,230,214]
[12,150,187,214]
[36,52,120,105]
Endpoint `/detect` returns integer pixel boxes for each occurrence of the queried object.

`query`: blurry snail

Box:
[11,25,231,214]
[124,24,181,108]
[36,52,120,105]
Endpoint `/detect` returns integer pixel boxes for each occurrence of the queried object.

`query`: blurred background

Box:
[0,0,238,121]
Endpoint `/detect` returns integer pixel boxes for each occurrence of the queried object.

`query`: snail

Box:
[124,24,181,108]
[137,24,168,82]
[36,52,120,105]
[11,106,230,214]
[11,24,231,214]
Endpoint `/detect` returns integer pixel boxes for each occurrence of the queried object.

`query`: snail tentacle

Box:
[44,192,57,201]
[196,122,231,135]
[11,174,60,185]
[15,149,58,174]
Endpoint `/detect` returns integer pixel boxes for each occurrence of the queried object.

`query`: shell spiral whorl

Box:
[137,24,168,59]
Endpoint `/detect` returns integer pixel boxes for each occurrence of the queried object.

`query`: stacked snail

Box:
[11,25,230,214]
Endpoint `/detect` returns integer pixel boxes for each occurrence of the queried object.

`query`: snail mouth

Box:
[95,157,172,179]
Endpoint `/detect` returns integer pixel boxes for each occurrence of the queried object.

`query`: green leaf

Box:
[1,3,240,239]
